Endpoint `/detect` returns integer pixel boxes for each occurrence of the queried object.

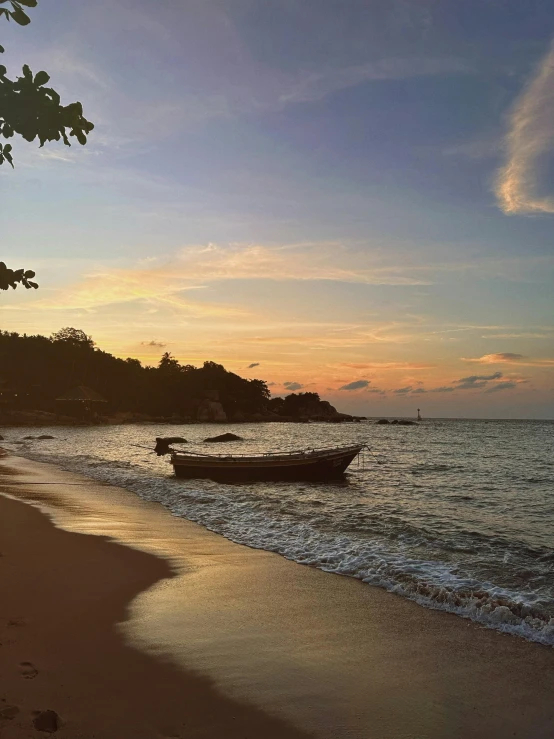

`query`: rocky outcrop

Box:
[0,410,78,426]
[204,432,243,442]
[196,399,227,422]
[154,437,187,455]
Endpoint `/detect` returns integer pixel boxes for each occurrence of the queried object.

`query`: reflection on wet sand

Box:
[2,454,554,739]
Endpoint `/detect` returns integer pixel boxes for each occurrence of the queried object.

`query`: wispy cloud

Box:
[14,242,438,318]
[463,353,554,366]
[141,340,167,348]
[339,379,370,391]
[340,361,435,370]
[496,39,554,214]
[464,352,525,363]
[279,56,471,105]
[454,371,503,390]
[485,381,517,393]
[246,362,260,369]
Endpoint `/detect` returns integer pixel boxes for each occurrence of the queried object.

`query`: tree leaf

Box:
[0,44,4,52]
[33,70,50,86]
[43,86,60,104]
[15,0,38,6]
[9,4,30,24]
[24,270,35,278]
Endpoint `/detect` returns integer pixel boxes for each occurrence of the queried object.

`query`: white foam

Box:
[13,444,554,647]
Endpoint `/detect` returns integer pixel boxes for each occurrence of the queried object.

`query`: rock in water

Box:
[375,419,390,424]
[32,710,60,733]
[204,432,243,442]
[154,437,187,455]
[37,435,55,439]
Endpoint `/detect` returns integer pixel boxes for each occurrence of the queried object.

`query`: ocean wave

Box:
[14,445,554,647]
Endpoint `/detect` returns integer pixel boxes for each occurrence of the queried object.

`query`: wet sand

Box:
[0,452,553,739]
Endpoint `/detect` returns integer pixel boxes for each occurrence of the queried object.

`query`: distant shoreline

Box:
[1,414,551,428]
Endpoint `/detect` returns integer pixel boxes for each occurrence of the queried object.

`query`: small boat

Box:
[170,444,365,482]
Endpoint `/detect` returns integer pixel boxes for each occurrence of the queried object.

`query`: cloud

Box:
[141,340,166,348]
[496,39,554,214]
[279,56,471,105]
[411,388,426,394]
[340,362,435,370]
[464,352,525,363]
[393,386,413,394]
[457,372,503,383]
[429,386,455,393]
[485,381,517,393]
[339,380,370,391]
[23,241,440,317]
[247,362,260,369]
[463,353,554,367]
[441,137,500,160]
[283,382,304,391]
[454,372,503,391]
[482,333,553,340]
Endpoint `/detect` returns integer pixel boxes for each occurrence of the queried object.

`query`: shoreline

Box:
[1,452,554,738]
[0,458,312,739]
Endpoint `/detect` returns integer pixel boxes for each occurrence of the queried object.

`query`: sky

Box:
[1,0,553,418]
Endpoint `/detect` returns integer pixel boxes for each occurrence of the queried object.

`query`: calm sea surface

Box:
[3,419,553,645]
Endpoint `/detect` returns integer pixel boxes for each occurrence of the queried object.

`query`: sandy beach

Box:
[1,451,553,739]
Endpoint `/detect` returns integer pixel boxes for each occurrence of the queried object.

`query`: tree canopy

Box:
[0,261,37,290]
[1,0,94,290]
[0,329,272,420]
[50,327,95,349]
[0,0,94,168]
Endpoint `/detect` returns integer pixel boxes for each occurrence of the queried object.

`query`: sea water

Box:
[3,419,553,645]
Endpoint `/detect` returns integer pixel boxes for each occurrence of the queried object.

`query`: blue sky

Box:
[1,0,553,417]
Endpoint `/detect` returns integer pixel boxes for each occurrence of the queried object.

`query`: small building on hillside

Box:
[0,377,18,408]
[56,385,107,420]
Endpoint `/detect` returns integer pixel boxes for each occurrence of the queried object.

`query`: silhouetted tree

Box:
[1,0,94,289]
[50,327,95,349]
[0,329,271,420]
[158,352,182,374]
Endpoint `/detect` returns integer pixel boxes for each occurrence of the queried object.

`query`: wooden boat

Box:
[170,444,365,482]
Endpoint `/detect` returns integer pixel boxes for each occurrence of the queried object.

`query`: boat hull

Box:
[171,447,361,482]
